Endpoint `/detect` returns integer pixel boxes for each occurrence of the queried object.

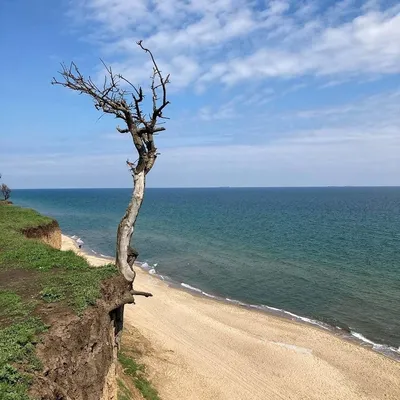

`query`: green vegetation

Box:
[39,287,65,303]
[41,267,117,313]
[0,318,47,400]
[0,204,119,398]
[0,205,118,312]
[0,204,53,231]
[118,351,160,400]
[117,378,131,400]
[0,291,35,321]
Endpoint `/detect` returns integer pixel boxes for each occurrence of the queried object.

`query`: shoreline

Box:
[62,234,400,362]
[61,233,400,399]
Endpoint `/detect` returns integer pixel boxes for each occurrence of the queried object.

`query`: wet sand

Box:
[62,234,400,400]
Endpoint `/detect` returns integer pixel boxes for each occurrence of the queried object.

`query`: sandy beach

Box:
[62,235,400,400]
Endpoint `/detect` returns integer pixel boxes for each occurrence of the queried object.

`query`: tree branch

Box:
[117,126,130,133]
[137,40,170,123]
[52,41,170,286]
[130,290,153,297]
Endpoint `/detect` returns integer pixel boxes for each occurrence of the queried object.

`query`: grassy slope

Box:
[0,204,118,400]
[118,350,160,400]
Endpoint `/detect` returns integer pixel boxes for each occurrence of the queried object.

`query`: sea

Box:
[12,187,400,360]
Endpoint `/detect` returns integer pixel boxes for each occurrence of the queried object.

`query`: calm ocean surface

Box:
[12,188,400,357]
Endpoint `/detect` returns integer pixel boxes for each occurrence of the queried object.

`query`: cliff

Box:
[21,220,62,250]
[0,204,139,400]
[29,274,132,400]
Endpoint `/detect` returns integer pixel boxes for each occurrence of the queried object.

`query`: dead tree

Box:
[1,183,11,201]
[52,41,170,296]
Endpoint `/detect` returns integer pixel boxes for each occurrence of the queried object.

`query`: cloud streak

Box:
[5,86,400,188]
[72,0,400,89]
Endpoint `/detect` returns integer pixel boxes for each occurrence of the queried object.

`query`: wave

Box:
[282,310,330,330]
[264,305,281,312]
[180,283,218,299]
[350,331,400,356]
[202,291,217,299]
[181,283,202,293]
[67,234,113,261]
[351,331,377,345]
[247,304,330,330]
[225,298,247,306]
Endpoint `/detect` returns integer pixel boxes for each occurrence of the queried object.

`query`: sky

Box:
[0,0,400,188]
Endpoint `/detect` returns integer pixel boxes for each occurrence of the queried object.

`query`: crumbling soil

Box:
[29,275,132,400]
[22,220,62,249]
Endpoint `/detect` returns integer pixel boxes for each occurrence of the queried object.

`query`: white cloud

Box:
[201,8,400,84]
[71,0,400,89]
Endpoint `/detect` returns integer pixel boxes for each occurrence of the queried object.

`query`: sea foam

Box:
[350,331,400,356]
[181,283,202,293]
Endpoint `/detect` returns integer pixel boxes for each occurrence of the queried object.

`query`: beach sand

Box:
[62,234,400,400]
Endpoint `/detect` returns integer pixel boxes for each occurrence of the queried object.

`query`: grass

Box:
[41,266,117,313]
[0,318,47,400]
[0,205,118,313]
[0,204,119,398]
[117,378,131,400]
[0,291,34,321]
[118,351,160,400]
[0,204,54,231]
[39,287,65,303]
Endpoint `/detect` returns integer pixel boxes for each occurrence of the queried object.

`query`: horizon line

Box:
[12,185,400,190]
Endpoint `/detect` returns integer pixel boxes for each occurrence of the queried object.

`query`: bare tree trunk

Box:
[52,41,170,289]
[116,170,145,282]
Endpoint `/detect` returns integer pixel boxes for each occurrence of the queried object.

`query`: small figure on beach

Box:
[76,238,84,249]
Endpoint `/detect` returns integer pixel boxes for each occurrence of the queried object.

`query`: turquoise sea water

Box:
[12,188,400,358]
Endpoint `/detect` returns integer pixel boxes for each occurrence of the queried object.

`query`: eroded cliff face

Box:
[22,220,62,249]
[29,275,131,400]
[22,221,131,400]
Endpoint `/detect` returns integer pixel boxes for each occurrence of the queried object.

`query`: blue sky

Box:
[1,0,400,188]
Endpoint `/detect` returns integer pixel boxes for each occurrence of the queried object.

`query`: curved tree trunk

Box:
[116,170,145,282]
[52,42,169,296]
